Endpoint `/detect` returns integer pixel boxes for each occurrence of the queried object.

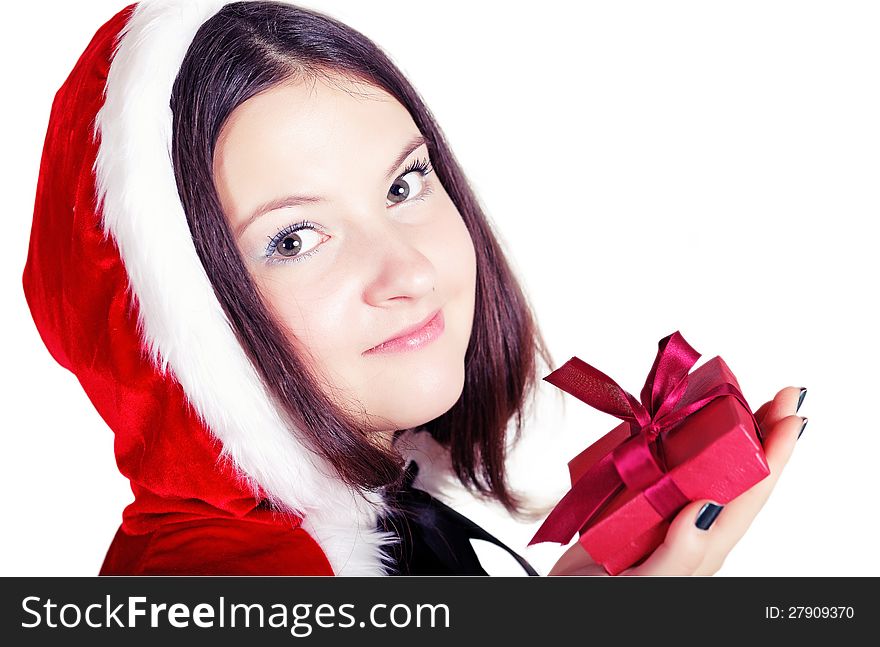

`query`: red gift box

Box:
[529,331,770,575]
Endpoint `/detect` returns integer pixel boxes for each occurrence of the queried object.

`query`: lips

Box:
[364,308,445,355]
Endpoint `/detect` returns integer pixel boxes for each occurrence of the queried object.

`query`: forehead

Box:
[213,74,417,215]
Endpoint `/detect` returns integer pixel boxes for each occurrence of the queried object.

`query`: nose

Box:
[359,219,437,306]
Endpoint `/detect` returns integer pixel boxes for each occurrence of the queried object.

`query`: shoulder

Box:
[100,514,335,576]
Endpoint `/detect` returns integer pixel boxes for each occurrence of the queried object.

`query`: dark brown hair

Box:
[170,1,552,514]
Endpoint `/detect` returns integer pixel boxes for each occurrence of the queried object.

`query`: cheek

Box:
[434,202,477,314]
[254,275,356,377]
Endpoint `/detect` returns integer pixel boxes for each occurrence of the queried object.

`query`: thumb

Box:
[626,499,722,575]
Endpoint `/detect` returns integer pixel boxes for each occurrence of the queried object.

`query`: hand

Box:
[548,385,807,576]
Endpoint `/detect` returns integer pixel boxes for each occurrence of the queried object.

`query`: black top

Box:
[376,461,539,576]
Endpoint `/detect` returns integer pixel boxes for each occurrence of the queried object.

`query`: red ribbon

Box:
[528,331,762,547]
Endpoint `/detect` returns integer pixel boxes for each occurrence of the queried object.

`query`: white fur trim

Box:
[93,0,398,576]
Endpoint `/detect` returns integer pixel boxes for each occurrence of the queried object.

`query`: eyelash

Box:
[400,156,434,179]
[264,156,435,265]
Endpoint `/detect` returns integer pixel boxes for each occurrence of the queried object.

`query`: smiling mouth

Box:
[364,309,445,355]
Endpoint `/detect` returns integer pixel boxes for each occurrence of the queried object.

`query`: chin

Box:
[368,362,466,431]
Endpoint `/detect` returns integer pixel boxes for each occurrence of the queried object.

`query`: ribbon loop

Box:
[639,331,701,418]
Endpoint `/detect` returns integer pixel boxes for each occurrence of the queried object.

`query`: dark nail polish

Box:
[695,503,724,530]
[796,387,808,413]
[798,417,809,440]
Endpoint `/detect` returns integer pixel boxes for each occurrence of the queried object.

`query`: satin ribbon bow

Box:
[529,331,761,547]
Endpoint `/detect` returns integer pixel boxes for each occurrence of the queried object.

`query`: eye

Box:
[387,157,434,206]
[265,220,330,264]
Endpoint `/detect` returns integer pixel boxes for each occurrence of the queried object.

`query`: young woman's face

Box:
[213,73,477,444]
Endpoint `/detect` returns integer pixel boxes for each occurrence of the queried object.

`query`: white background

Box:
[2,0,878,576]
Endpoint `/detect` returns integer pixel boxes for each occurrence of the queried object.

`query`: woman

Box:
[23,0,806,576]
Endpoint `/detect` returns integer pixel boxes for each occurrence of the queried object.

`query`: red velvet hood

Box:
[22,0,437,576]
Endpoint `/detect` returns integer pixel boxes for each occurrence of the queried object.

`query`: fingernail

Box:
[798,417,809,440]
[796,387,808,413]
[695,503,724,531]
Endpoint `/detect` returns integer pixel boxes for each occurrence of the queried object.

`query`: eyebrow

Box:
[234,134,428,238]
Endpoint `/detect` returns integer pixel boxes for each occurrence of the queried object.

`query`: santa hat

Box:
[23,0,448,575]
